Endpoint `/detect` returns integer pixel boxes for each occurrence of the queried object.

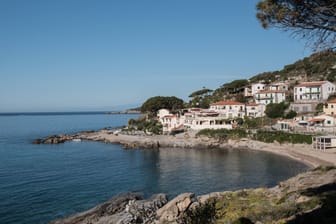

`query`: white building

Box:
[157,109,185,133]
[184,111,233,130]
[294,81,336,103]
[308,114,336,127]
[267,82,289,92]
[251,83,265,96]
[245,103,265,118]
[209,101,245,118]
[255,90,286,105]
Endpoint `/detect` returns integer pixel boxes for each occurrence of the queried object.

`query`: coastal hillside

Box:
[189,50,336,107]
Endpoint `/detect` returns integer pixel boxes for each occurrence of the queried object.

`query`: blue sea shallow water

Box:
[0,113,308,224]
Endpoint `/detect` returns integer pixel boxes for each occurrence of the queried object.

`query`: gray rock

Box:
[156,193,195,224]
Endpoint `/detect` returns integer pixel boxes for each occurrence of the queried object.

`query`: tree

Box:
[256,0,336,50]
[284,110,297,119]
[140,96,184,114]
[265,102,289,118]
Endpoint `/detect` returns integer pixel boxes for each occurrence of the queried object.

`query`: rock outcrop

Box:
[50,193,167,224]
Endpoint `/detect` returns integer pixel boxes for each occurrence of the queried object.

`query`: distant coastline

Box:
[33,128,336,168]
[0,111,141,116]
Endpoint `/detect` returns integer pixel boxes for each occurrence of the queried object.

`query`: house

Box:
[324,99,336,115]
[245,103,265,118]
[209,101,245,118]
[159,114,185,134]
[157,109,171,120]
[308,114,336,127]
[294,81,336,103]
[157,109,185,134]
[244,86,252,97]
[267,82,289,92]
[251,83,265,96]
[184,111,233,130]
[254,90,286,105]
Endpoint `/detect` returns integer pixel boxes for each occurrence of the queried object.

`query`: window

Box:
[229,106,232,109]
[327,120,331,125]
[300,88,302,91]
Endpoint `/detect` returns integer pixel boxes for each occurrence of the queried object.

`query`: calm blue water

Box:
[0,113,308,224]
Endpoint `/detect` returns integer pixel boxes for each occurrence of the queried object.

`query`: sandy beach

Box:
[38,129,336,168]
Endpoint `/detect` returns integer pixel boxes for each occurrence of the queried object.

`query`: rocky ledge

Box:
[50,167,336,224]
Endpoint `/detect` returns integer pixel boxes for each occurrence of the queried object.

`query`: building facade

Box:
[324,99,336,115]
[294,81,336,103]
[255,90,286,105]
[209,101,245,118]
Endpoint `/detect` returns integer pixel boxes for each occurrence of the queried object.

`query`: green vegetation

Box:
[249,50,336,84]
[197,129,312,144]
[265,102,289,119]
[189,88,213,98]
[284,110,297,119]
[252,130,312,144]
[196,129,247,142]
[179,199,217,224]
[256,0,336,50]
[127,117,163,135]
[141,96,184,115]
[214,188,322,224]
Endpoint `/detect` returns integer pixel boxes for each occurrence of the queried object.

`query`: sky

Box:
[0,0,312,112]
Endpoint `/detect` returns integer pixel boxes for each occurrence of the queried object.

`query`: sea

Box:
[0,112,308,224]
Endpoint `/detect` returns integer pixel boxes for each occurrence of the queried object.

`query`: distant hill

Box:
[188,50,336,108]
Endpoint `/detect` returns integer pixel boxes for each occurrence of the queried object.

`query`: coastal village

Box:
[158,80,336,135]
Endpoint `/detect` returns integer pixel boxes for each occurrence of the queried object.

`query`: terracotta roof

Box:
[328,99,336,103]
[163,115,176,118]
[295,81,327,87]
[309,118,325,122]
[211,101,244,106]
[190,108,202,111]
[246,103,260,107]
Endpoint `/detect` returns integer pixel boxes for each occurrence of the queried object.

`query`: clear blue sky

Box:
[0,0,311,112]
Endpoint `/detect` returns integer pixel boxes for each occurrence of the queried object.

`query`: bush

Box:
[128,118,163,135]
[253,130,312,144]
[178,199,217,224]
[196,129,247,141]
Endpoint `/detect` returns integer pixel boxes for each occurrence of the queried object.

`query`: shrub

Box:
[196,129,247,141]
[178,199,217,224]
[253,130,312,144]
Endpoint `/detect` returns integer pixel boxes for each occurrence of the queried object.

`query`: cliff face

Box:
[50,167,336,224]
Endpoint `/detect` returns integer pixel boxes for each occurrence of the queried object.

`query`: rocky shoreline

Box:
[49,167,336,224]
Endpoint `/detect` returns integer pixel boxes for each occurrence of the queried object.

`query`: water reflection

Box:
[152,148,307,197]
